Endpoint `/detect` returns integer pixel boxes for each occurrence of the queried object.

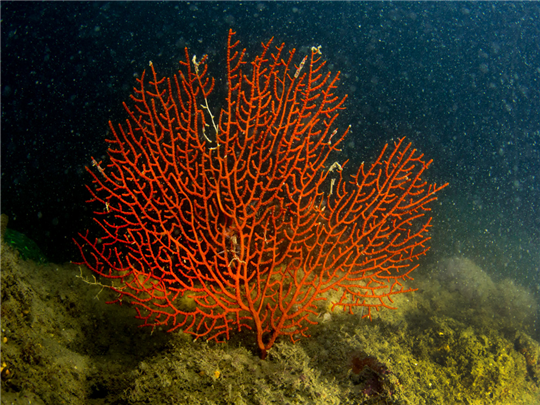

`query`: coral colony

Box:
[75,30,447,359]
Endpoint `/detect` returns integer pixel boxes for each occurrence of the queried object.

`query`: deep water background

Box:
[2,2,539,291]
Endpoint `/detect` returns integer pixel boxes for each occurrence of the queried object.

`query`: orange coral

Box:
[75,30,447,358]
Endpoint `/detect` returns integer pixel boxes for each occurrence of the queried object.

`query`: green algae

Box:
[4,228,48,264]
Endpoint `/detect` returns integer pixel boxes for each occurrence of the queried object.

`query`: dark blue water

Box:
[2,2,539,290]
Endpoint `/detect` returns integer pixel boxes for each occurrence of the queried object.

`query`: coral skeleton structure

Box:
[76,30,447,359]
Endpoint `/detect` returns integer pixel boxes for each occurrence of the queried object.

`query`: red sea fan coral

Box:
[75,30,447,358]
